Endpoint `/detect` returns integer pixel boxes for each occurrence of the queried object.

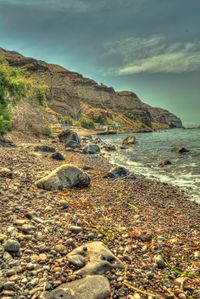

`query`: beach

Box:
[0,133,199,298]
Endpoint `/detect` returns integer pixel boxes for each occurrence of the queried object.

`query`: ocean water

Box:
[99,128,200,203]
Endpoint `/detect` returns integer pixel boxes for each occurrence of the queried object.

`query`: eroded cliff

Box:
[1,48,182,130]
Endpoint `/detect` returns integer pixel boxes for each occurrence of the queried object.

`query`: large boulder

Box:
[122,135,136,145]
[58,130,80,144]
[67,241,124,276]
[83,144,100,154]
[41,275,111,299]
[35,165,90,190]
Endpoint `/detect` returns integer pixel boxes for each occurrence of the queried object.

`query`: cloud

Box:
[105,36,200,74]
[0,0,138,13]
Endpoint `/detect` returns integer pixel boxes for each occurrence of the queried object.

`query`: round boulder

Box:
[58,130,80,144]
[35,164,90,190]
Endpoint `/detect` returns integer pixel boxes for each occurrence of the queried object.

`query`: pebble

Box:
[69,225,82,233]
[4,239,21,253]
[3,281,17,291]
[153,254,166,268]
[178,294,186,299]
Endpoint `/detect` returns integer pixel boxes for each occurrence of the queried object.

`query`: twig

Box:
[122,281,165,298]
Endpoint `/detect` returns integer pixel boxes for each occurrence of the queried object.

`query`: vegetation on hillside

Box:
[0,51,48,135]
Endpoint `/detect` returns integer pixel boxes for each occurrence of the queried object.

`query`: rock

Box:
[19,224,35,235]
[159,160,172,167]
[0,135,16,147]
[83,144,100,154]
[69,226,82,233]
[120,145,128,149]
[122,135,136,145]
[65,140,80,150]
[51,152,65,161]
[103,166,130,179]
[153,254,166,268]
[58,130,80,144]
[103,144,116,151]
[60,201,69,210]
[3,281,17,291]
[0,168,13,178]
[34,146,56,153]
[67,241,124,275]
[54,244,66,254]
[42,275,111,299]
[4,240,21,253]
[133,293,141,299]
[171,146,190,154]
[68,254,86,268]
[35,164,90,190]
[193,251,200,260]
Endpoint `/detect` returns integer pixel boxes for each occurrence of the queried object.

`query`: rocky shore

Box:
[0,131,199,299]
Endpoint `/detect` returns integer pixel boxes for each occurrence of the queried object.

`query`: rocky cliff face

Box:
[1,48,183,129]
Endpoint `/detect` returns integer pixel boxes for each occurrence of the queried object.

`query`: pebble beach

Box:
[0,133,200,299]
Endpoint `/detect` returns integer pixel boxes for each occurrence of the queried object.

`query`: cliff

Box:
[1,48,183,130]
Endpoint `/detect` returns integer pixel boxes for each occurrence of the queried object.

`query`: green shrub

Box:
[78,116,94,129]
[92,112,106,124]
[0,52,48,135]
[62,115,74,126]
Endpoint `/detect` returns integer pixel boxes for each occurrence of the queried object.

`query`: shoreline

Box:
[0,133,200,298]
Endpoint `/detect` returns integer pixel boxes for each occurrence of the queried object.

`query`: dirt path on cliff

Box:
[0,134,199,298]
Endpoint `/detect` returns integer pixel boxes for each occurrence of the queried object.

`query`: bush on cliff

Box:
[92,112,106,125]
[77,115,94,129]
[0,52,48,135]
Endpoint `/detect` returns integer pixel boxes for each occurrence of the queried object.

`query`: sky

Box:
[0,0,200,124]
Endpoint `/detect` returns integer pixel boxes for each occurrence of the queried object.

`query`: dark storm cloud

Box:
[0,0,200,123]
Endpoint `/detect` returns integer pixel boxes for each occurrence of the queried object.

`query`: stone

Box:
[67,241,124,275]
[36,164,90,190]
[65,140,80,150]
[83,144,100,155]
[103,144,116,151]
[69,226,82,233]
[20,224,35,235]
[171,146,190,154]
[67,254,86,268]
[153,254,166,268]
[103,166,130,179]
[34,145,56,153]
[3,281,17,291]
[4,240,21,253]
[51,152,66,161]
[0,168,13,178]
[193,251,200,260]
[60,201,69,210]
[41,275,111,299]
[0,135,16,147]
[122,135,136,145]
[58,130,80,144]
[159,160,172,167]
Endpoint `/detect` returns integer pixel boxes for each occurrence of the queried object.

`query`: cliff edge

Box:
[1,48,183,131]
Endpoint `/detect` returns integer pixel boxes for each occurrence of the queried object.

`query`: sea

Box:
[99,128,200,203]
